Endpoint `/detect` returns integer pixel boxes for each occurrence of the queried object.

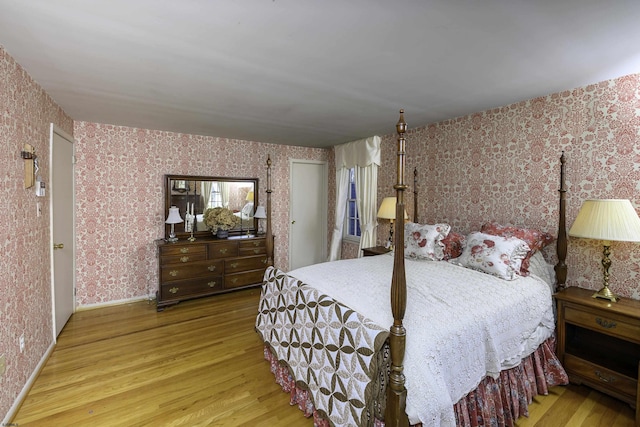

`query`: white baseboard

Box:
[75,294,155,312]
[2,341,56,425]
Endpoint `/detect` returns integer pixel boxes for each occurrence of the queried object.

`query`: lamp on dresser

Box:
[254,205,267,235]
[377,197,408,250]
[165,205,184,243]
[568,199,640,302]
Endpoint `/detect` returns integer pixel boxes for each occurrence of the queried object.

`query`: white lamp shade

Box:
[254,206,267,219]
[569,199,640,243]
[165,206,184,224]
[377,197,408,220]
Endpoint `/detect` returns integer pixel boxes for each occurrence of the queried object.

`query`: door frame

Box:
[49,123,76,341]
[288,159,328,271]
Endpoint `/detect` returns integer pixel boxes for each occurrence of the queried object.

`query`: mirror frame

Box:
[164,174,259,240]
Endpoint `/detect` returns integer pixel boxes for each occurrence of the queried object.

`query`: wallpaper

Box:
[377,74,640,299]
[72,123,328,306]
[0,46,74,420]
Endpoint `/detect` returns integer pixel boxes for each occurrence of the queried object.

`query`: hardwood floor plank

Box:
[11,288,635,426]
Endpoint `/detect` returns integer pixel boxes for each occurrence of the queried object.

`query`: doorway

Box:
[50,124,75,338]
[289,159,327,271]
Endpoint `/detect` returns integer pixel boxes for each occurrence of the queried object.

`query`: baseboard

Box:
[2,341,56,425]
[75,294,155,312]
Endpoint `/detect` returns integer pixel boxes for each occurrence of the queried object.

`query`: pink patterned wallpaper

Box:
[0,46,74,420]
[72,123,328,306]
[377,74,640,299]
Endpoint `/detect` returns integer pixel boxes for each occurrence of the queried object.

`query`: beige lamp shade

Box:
[165,206,184,224]
[246,191,254,201]
[377,197,408,220]
[569,199,640,243]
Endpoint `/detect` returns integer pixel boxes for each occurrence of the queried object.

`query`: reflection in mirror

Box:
[164,175,258,240]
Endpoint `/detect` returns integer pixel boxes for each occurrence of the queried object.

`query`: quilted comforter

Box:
[256,254,556,426]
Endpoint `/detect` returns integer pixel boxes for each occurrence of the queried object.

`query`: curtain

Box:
[327,135,381,261]
[201,181,213,209]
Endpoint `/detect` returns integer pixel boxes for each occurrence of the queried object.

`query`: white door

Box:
[50,124,75,338]
[289,160,327,270]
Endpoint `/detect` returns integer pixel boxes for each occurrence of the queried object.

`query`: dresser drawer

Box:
[225,269,266,289]
[239,245,266,256]
[208,241,239,258]
[565,306,640,343]
[159,244,206,257]
[161,252,207,265]
[160,276,224,300]
[564,353,637,400]
[225,255,268,274]
[160,259,224,282]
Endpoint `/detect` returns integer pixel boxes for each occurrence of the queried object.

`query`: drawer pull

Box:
[169,270,179,277]
[219,248,228,254]
[230,262,239,268]
[594,370,616,383]
[262,258,267,264]
[169,287,179,294]
[253,241,260,246]
[207,265,217,272]
[180,247,190,253]
[253,249,260,254]
[180,256,190,263]
[595,317,616,329]
[208,281,217,288]
[231,278,238,284]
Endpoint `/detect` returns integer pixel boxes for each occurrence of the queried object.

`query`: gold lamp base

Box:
[592,285,618,303]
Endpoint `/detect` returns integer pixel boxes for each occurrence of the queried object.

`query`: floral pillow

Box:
[404,222,451,261]
[481,222,555,276]
[441,231,466,260]
[452,232,530,280]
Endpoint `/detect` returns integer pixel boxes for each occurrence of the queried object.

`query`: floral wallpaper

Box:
[0,46,74,420]
[377,73,640,299]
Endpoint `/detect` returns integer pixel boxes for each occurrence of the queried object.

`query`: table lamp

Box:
[568,199,640,302]
[377,197,408,250]
[165,205,184,243]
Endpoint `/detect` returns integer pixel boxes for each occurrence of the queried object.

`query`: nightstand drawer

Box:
[565,306,640,343]
[564,353,638,400]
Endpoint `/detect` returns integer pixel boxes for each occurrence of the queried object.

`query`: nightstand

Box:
[555,286,639,424]
[362,246,391,257]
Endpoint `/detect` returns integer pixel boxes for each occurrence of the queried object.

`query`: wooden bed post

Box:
[555,151,567,289]
[265,154,274,267]
[386,110,410,427]
[413,167,418,223]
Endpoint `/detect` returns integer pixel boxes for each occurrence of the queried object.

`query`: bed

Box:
[256,111,569,427]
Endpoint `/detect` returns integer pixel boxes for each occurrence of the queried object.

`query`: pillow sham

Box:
[452,231,530,280]
[441,231,466,260]
[480,222,555,276]
[404,222,451,261]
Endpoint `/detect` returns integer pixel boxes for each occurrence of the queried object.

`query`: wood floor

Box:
[12,288,636,427]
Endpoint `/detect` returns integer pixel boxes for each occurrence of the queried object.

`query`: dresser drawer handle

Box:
[230,262,239,268]
[253,241,260,246]
[219,248,228,254]
[262,258,267,264]
[594,370,616,383]
[180,256,189,263]
[208,281,217,288]
[230,278,238,284]
[169,270,179,277]
[207,265,217,272]
[169,287,179,294]
[180,247,190,253]
[253,249,260,254]
[595,317,616,329]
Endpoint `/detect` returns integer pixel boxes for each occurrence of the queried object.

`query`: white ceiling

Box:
[2,1,640,148]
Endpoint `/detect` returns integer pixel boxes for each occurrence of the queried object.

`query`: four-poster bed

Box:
[257,111,569,426]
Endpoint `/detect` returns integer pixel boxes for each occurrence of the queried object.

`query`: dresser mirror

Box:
[164,174,258,240]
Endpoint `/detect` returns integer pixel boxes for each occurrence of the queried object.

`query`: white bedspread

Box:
[289,253,555,426]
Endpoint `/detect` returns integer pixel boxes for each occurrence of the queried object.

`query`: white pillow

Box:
[527,250,555,287]
[404,222,451,261]
[452,231,530,280]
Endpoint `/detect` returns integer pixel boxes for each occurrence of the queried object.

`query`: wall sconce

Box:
[165,206,184,243]
[21,144,36,189]
[254,205,267,235]
[377,197,408,250]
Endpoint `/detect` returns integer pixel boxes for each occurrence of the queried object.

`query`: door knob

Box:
[291,220,296,224]
[53,243,64,250]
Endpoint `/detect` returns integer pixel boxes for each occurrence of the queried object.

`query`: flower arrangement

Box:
[203,207,241,232]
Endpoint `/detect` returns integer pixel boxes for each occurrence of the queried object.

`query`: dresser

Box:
[555,286,639,424]
[156,236,269,311]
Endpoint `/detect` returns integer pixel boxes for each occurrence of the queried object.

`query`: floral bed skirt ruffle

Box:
[263,336,568,427]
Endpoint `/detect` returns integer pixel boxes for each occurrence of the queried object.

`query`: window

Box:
[344,168,361,240]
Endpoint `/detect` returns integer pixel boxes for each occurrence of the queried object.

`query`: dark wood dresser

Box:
[156,236,269,311]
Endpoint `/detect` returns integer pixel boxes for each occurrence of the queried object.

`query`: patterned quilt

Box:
[255,267,389,427]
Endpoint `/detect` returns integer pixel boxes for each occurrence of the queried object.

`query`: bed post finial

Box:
[555,151,567,289]
[386,109,409,427]
[265,154,274,267]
